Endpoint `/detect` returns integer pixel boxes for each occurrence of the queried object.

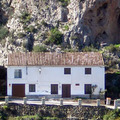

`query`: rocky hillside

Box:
[0,0,120,65]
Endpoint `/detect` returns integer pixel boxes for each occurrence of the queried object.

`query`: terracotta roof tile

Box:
[8,52,104,66]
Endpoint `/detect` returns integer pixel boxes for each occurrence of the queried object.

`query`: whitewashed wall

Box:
[7,66,105,96]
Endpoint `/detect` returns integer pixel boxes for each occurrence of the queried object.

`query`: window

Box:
[85,68,91,74]
[64,68,71,74]
[14,69,22,78]
[85,84,91,94]
[51,84,58,94]
[29,84,35,92]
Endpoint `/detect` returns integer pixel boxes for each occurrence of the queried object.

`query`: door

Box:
[12,84,25,97]
[85,84,92,94]
[62,84,71,98]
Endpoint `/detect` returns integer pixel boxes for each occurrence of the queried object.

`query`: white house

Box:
[7,52,105,98]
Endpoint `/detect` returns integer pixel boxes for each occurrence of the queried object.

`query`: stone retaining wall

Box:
[0,103,111,119]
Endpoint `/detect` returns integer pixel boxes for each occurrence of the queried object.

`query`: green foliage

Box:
[0,111,8,120]
[64,48,78,52]
[33,45,48,52]
[81,45,98,52]
[103,109,120,120]
[20,12,31,24]
[0,26,9,40]
[105,44,120,53]
[58,0,70,7]
[24,25,37,33]
[115,71,120,74]
[45,28,63,45]
[22,34,34,52]
[2,105,8,110]
[9,114,58,120]
[1,39,6,47]
[64,25,69,31]
[17,32,26,38]
[9,38,16,45]
[7,7,14,18]
[71,35,78,40]
[114,44,120,48]
[23,41,27,49]
[41,20,48,27]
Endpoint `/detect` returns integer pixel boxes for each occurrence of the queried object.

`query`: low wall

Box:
[25,94,104,99]
[0,103,111,119]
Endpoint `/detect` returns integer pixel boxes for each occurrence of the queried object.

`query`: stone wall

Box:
[0,103,111,119]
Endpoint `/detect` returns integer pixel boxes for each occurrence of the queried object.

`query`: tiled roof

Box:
[8,52,104,66]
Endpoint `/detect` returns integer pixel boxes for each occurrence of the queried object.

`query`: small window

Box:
[14,69,22,78]
[85,68,91,74]
[51,84,58,94]
[64,68,71,74]
[85,84,91,94]
[29,84,35,92]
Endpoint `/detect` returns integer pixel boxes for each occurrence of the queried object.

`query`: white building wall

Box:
[7,66,105,96]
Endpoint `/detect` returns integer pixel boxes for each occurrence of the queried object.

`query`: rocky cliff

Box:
[0,0,120,65]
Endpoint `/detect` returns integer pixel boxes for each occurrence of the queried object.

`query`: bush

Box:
[103,109,120,120]
[71,35,78,40]
[0,26,9,40]
[20,12,31,24]
[18,32,26,38]
[58,0,70,7]
[0,111,8,120]
[105,44,120,53]
[25,25,37,33]
[64,48,78,52]
[45,28,63,45]
[41,20,48,27]
[64,25,69,31]
[33,45,48,52]
[81,45,98,52]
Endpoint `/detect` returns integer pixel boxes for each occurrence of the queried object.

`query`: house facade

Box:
[7,52,105,98]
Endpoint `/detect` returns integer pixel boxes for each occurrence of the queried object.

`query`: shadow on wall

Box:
[0,66,7,96]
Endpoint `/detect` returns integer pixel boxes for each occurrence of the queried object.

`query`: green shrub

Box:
[23,41,27,49]
[64,25,69,31]
[41,20,48,27]
[103,109,120,120]
[0,26,9,40]
[64,48,78,52]
[81,45,98,52]
[24,25,37,33]
[45,28,63,45]
[9,38,16,45]
[58,0,70,7]
[20,12,31,24]
[33,45,48,52]
[105,44,120,53]
[18,32,26,38]
[0,111,8,120]
[71,35,78,40]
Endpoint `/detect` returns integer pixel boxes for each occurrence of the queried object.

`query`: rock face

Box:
[0,0,120,65]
